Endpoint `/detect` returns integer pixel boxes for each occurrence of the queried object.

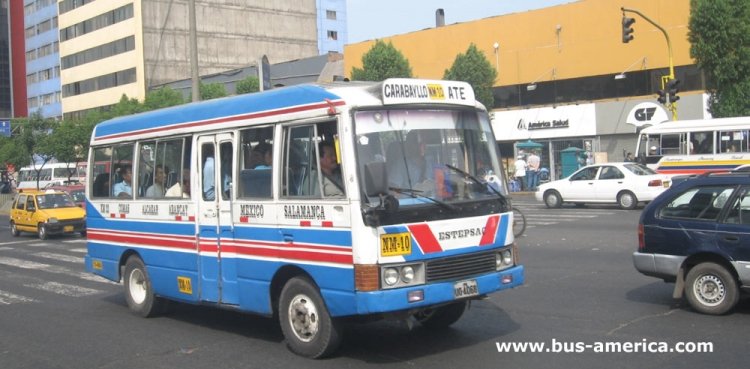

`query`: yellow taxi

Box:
[9,189,86,239]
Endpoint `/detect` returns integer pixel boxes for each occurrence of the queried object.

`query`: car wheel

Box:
[38,224,48,240]
[684,262,739,315]
[414,301,468,329]
[617,191,637,210]
[279,276,342,358]
[123,256,167,318]
[544,190,562,208]
[10,222,20,237]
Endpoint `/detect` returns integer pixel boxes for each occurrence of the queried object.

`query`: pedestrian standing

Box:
[514,155,527,191]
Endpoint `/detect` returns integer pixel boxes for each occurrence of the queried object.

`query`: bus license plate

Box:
[454,279,479,299]
[380,233,411,256]
[63,225,74,232]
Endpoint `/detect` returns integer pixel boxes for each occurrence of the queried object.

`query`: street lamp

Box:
[527,68,556,91]
[614,57,647,80]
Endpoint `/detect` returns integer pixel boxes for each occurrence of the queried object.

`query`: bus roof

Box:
[639,116,750,135]
[93,84,344,143]
[92,79,479,145]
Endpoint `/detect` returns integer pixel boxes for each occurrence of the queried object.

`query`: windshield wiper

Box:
[444,164,508,205]
[389,186,458,211]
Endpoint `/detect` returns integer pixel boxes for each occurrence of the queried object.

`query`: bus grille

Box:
[425,250,497,283]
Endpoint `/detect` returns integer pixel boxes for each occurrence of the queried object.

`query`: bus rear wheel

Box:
[279,276,342,358]
[123,256,167,318]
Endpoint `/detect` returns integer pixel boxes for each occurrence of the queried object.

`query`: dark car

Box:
[46,182,86,210]
[633,171,750,315]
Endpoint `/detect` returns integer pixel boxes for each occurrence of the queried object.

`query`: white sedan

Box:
[535,162,672,209]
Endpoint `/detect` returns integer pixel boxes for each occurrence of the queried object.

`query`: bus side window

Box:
[283,125,317,197]
[91,147,113,198]
[239,126,273,199]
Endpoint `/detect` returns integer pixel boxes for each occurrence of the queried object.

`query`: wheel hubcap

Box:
[694,274,725,306]
[621,194,634,208]
[288,294,319,342]
[128,269,147,304]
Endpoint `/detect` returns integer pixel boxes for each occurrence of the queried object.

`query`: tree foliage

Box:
[236,76,260,94]
[689,0,750,117]
[443,44,498,109]
[199,82,228,100]
[350,40,413,81]
[144,87,184,111]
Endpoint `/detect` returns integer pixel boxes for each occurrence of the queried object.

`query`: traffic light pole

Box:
[621,7,677,120]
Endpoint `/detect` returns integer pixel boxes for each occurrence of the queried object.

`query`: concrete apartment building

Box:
[54,0,343,118]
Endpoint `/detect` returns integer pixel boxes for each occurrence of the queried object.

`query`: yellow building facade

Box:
[345,0,692,91]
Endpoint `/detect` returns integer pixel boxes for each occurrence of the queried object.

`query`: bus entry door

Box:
[197,134,238,305]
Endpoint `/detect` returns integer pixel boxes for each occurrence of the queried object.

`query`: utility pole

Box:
[621,7,678,120]
[189,0,200,102]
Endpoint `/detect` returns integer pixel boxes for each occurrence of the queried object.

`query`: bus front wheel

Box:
[123,256,166,318]
[279,276,342,358]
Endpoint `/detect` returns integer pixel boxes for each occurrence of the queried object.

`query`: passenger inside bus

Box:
[251,142,273,169]
[113,166,133,198]
[319,142,344,197]
[145,165,166,197]
[165,168,190,198]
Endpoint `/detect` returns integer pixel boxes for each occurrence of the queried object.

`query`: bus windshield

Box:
[354,109,507,222]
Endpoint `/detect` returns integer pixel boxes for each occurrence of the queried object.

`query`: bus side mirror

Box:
[364,161,388,196]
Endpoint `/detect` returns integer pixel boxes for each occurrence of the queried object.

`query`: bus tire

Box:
[684,262,739,315]
[414,301,468,329]
[279,276,342,358]
[123,256,166,318]
[10,221,20,237]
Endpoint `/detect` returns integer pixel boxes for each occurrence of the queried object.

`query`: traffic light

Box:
[667,78,680,103]
[656,89,667,105]
[622,16,635,43]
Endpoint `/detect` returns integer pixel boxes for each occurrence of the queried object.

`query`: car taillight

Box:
[637,223,645,251]
[647,179,663,187]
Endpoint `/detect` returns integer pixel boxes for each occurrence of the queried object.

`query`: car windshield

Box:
[623,163,657,175]
[68,189,85,203]
[37,194,76,209]
[353,109,507,220]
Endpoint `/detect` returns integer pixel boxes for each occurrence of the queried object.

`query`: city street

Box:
[0,194,747,369]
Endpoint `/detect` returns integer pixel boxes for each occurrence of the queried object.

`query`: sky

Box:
[345,0,575,44]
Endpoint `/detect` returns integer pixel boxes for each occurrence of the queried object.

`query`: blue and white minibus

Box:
[85,78,524,358]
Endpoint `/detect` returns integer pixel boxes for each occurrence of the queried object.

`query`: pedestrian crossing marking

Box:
[33,252,84,264]
[0,290,37,305]
[25,281,102,297]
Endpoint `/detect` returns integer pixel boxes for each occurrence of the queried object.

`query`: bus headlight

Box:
[380,263,424,289]
[383,268,400,286]
[400,265,415,283]
[496,248,514,270]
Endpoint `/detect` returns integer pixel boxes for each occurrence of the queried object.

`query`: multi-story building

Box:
[344,0,702,180]
[53,0,347,119]
[23,0,61,119]
[316,0,346,54]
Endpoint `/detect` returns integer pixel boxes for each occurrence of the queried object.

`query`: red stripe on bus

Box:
[479,215,500,245]
[407,223,443,253]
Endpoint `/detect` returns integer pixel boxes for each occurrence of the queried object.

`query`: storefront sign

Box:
[491,104,596,140]
[625,102,668,127]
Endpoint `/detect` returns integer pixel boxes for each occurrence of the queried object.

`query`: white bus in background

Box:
[636,116,750,175]
[16,162,85,190]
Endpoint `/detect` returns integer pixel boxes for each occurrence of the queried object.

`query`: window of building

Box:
[326,10,336,20]
[327,30,338,40]
[62,68,136,97]
[59,3,133,42]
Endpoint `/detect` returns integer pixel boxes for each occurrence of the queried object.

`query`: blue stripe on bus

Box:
[93,85,342,139]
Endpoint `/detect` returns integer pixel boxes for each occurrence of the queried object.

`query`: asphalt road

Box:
[0,195,747,369]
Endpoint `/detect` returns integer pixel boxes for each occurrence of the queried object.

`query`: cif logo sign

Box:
[634,107,656,121]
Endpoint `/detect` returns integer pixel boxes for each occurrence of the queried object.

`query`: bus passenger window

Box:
[239,127,273,199]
